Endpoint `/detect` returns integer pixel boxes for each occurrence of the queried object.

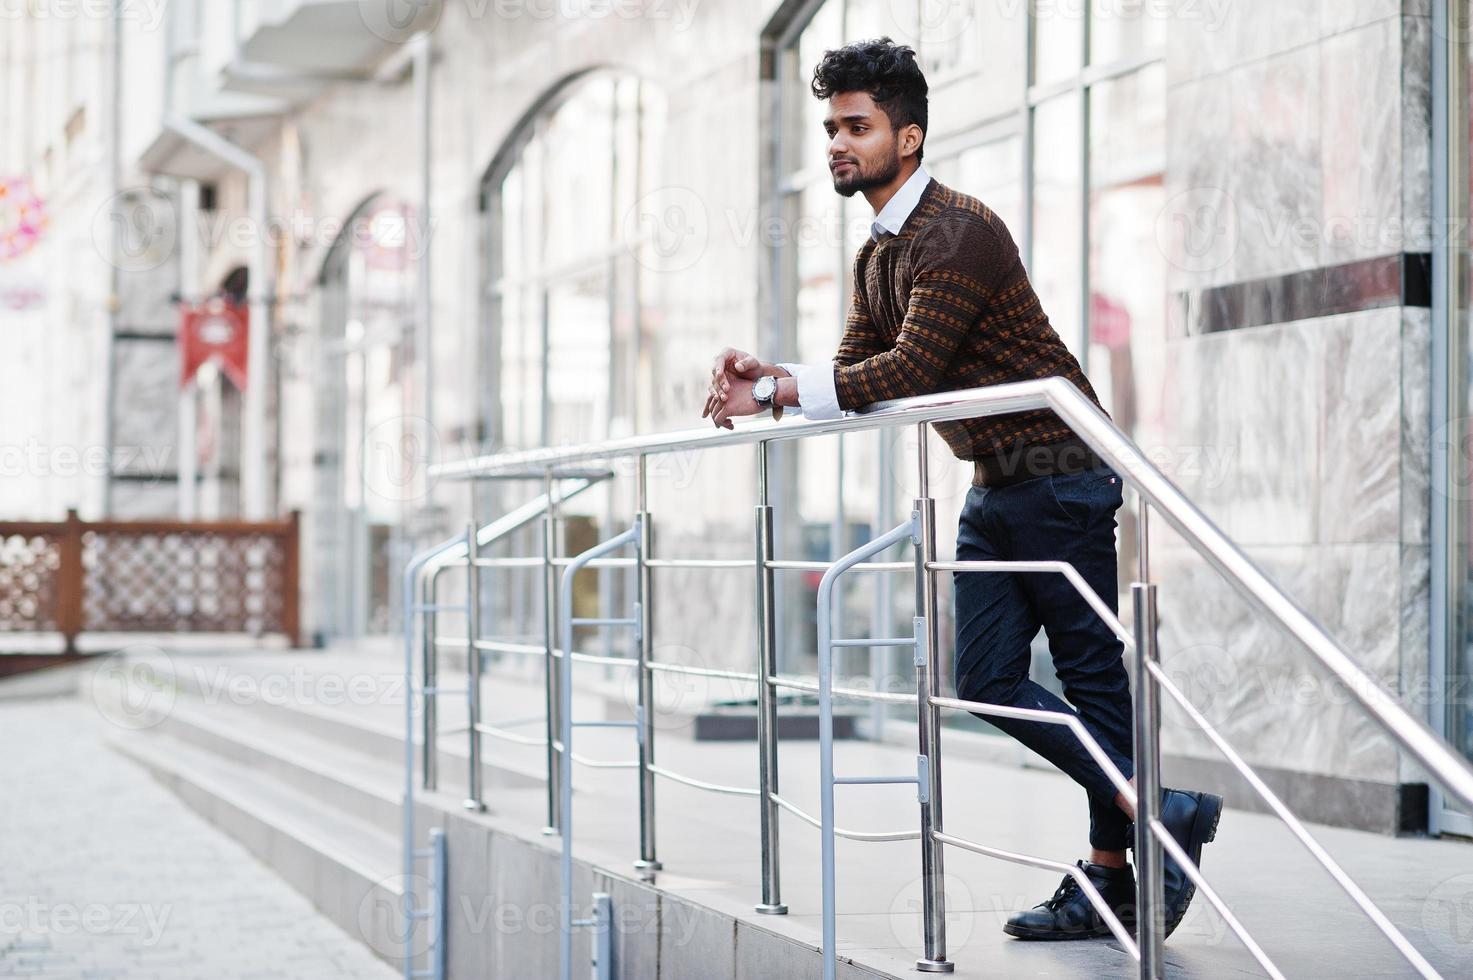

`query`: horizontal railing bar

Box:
[647,661,760,684]
[571,616,638,627]
[473,723,548,747]
[553,556,636,568]
[770,792,920,842]
[834,775,918,785]
[437,723,470,736]
[571,756,639,769]
[550,738,641,769]
[473,639,545,656]
[431,380,1061,476]
[1144,660,1437,979]
[831,637,915,648]
[554,651,640,667]
[648,763,760,797]
[770,674,919,705]
[644,558,754,568]
[472,557,543,568]
[932,831,1139,958]
[411,603,469,613]
[767,559,911,572]
[573,720,638,729]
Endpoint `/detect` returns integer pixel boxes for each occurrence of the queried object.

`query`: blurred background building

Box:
[0,0,1468,838]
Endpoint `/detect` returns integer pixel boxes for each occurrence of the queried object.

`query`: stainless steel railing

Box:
[404,376,1473,980]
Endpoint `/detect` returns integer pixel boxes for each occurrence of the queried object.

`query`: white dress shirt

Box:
[776,163,931,420]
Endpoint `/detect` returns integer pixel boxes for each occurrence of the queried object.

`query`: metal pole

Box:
[464,497,486,811]
[913,422,952,973]
[872,434,895,740]
[634,455,661,871]
[754,441,787,914]
[542,468,562,834]
[1132,582,1164,978]
[422,566,439,790]
[1137,496,1150,583]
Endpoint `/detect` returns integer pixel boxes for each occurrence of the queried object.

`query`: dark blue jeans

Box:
[953,464,1136,851]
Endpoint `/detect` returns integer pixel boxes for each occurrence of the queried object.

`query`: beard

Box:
[831,145,902,198]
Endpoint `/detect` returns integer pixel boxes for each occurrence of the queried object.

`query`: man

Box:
[702,37,1221,941]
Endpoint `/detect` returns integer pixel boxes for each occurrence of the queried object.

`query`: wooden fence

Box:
[0,510,300,651]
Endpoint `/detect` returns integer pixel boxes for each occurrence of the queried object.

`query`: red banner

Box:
[179,298,249,390]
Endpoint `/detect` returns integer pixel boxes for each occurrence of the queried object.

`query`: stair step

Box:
[109,729,418,971]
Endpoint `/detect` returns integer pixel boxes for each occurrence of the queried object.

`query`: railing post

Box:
[282,510,301,647]
[57,508,84,654]
[464,510,486,812]
[1132,579,1164,978]
[912,423,952,973]
[542,469,563,835]
[633,454,661,871]
[422,566,439,791]
[753,440,787,914]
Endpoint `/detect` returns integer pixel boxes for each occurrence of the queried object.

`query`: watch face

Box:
[754,376,776,402]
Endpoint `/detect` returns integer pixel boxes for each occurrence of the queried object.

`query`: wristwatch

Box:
[751,374,783,421]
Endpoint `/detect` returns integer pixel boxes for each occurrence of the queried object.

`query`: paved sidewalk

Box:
[0,698,395,980]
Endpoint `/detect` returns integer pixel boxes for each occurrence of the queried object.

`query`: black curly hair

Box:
[810,36,929,163]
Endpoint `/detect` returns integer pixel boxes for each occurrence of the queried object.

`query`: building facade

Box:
[3,0,1470,836]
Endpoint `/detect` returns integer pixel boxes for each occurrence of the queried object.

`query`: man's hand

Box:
[706,376,761,430]
[703,348,760,419]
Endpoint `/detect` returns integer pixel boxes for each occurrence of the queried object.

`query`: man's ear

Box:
[901,124,924,160]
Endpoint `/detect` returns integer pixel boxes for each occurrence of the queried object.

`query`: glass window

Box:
[1030,92,1084,355]
[1089,65,1165,580]
[1033,0,1084,85]
[1089,0,1167,65]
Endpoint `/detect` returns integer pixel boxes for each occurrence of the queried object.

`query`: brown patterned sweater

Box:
[832,176,1108,462]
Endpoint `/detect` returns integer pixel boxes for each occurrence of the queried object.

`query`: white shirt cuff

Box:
[776,361,843,421]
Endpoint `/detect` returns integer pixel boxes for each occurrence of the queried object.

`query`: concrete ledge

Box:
[1163,752,1429,835]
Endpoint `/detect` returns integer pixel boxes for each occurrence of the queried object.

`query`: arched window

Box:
[481,70,665,453]
[315,194,418,638]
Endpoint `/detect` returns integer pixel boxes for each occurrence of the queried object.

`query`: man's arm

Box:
[768,258,889,420]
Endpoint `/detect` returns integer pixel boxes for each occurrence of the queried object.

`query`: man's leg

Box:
[1021,464,1223,938]
[953,483,1139,940]
[1011,467,1135,857]
[954,484,1135,822]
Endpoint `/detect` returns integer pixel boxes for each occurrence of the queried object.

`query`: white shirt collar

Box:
[870,163,931,241]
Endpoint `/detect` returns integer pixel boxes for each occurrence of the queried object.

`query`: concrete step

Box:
[108,728,417,973]
[138,650,550,796]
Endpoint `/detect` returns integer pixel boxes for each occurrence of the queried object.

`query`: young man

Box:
[702,37,1221,941]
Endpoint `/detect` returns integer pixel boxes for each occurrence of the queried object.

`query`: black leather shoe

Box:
[1003,860,1137,940]
[1129,786,1223,937]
